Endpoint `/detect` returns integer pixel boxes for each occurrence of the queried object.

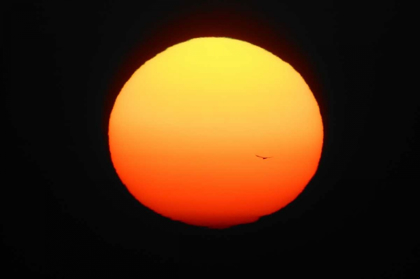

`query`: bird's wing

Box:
[256,155,263,158]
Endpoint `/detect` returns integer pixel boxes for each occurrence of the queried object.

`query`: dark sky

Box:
[4,1,419,277]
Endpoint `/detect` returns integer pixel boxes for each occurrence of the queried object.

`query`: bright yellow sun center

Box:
[108,37,323,228]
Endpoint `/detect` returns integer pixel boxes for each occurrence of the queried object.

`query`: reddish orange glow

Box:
[108,37,323,228]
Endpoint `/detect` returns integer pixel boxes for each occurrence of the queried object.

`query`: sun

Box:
[108,37,323,229]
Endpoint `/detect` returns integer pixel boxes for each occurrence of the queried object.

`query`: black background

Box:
[4,0,419,277]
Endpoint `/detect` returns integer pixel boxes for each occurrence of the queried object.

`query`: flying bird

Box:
[256,155,273,160]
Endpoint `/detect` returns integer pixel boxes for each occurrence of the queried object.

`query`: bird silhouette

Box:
[256,155,273,160]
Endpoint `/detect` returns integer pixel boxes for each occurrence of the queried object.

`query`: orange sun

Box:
[108,37,323,229]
